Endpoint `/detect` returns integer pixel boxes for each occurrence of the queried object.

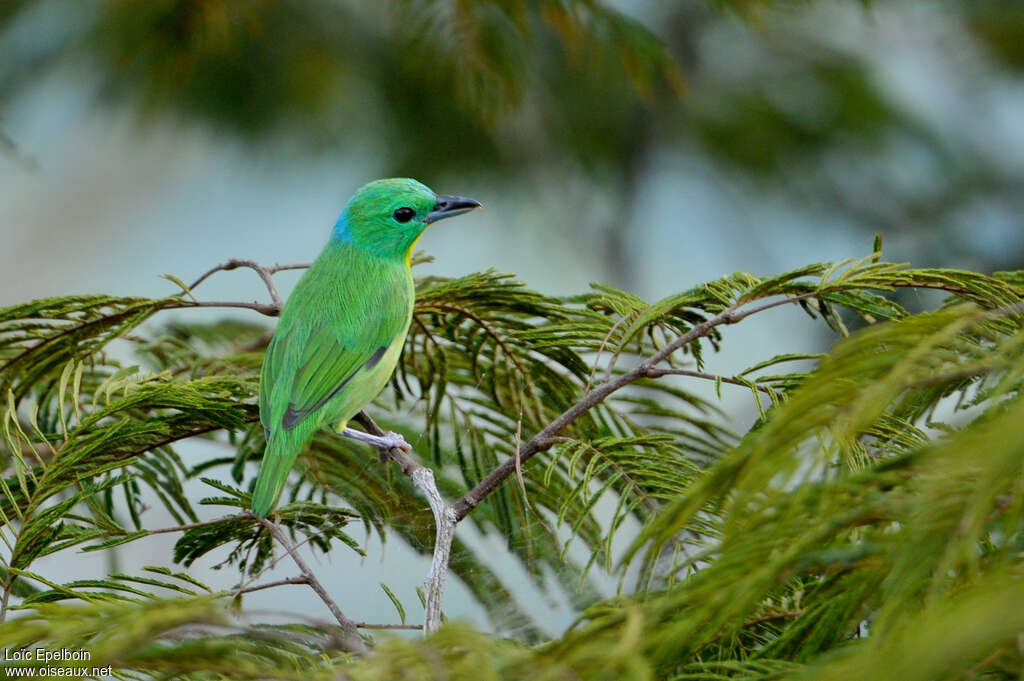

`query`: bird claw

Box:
[380,431,412,454]
[375,431,411,463]
[340,427,412,454]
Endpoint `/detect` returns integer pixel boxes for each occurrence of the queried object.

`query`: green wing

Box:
[282,328,389,429]
[253,293,408,517]
[252,252,413,517]
[260,322,396,434]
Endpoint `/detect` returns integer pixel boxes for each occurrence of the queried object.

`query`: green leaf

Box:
[380,582,406,625]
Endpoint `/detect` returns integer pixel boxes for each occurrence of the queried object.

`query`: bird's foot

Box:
[377,430,413,456]
[340,427,412,454]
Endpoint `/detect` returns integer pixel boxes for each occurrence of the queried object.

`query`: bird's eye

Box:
[392,207,416,223]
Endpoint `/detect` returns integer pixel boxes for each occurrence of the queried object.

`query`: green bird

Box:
[251,178,480,517]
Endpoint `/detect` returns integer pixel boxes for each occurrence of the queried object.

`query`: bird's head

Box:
[332,178,481,264]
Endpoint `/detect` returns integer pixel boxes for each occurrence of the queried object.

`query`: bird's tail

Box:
[251,431,303,517]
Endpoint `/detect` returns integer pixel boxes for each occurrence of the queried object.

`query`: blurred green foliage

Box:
[4,0,1023,282]
[80,0,683,171]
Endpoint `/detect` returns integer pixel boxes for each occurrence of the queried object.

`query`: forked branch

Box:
[451,292,818,520]
[353,412,454,635]
[176,259,312,317]
[252,514,369,655]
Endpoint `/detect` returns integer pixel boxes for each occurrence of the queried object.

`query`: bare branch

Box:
[187,259,310,305]
[642,367,777,395]
[352,412,455,635]
[179,259,311,317]
[173,300,282,317]
[586,312,629,392]
[234,524,339,596]
[251,513,369,655]
[234,576,309,595]
[414,467,456,635]
[354,622,423,631]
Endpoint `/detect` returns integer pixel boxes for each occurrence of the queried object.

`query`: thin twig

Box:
[586,313,629,392]
[178,260,311,317]
[354,622,424,631]
[234,575,309,595]
[252,514,369,655]
[452,292,818,521]
[170,300,282,317]
[642,367,777,395]
[187,259,310,308]
[513,415,526,501]
[234,524,338,596]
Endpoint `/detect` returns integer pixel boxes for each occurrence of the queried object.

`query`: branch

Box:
[354,622,423,631]
[187,259,310,307]
[234,575,309,595]
[251,514,369,655]
[176,259,312,317]
[353,411,455,635]
[642,367,777,395]
[170,300,282,317]
[416,467,456,634]
[233,524,339,598]
[452,292,819,520]
[165,268,813,637]
[586,313,630,392]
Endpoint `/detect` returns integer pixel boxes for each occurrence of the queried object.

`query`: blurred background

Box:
[2,0,1023,637]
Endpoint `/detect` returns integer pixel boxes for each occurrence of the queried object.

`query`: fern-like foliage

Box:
[0,248,1021,679]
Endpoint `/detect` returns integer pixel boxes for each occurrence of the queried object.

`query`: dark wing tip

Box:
[282,406,303,430]
[280,345,388,431]
[366,345,388,370]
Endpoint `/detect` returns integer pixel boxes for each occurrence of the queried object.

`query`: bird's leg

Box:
[340,427,412,455]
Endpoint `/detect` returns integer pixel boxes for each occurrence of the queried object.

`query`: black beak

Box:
[425,194,482,223]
